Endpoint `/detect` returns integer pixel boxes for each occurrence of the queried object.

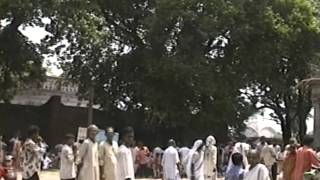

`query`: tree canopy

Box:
[0,0,55,102]
[1,0,320,142]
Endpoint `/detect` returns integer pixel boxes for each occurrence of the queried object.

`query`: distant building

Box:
[243,111,283,139]
[10,76,89,107]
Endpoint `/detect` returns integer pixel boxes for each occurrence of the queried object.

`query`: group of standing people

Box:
[223,135,320,180]
[60,125,136,180]
[0,124,135,180]
[62,126,218,180]
[0,125,220,180]
[3,124,320,180]
[161,136,218,180]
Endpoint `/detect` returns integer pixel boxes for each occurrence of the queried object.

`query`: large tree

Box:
[42,0,255,140]
[41,0,320,142]
[0,1,57,102]
[236,0,320,143]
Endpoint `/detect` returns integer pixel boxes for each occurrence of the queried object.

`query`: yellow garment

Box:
[99,141,118,180]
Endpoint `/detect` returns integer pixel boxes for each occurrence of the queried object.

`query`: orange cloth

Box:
[292,147,320,180]
[282,153,296,180]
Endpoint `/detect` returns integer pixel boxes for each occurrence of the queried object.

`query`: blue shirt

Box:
[225,165,245,180]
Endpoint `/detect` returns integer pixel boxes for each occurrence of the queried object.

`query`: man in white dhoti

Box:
[162,139,181,180]
[244,150,270,180]
[117,126,135,180]
[204,136,217,180]
[99,127,118,180]
[187,140,205,180]
[77,125,100,180]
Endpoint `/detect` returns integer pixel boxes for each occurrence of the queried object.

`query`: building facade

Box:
[10,76,89,107]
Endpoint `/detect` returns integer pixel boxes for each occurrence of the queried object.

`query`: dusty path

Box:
[17,171,225,180]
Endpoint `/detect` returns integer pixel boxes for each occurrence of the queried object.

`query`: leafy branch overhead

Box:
[1,0,320,141]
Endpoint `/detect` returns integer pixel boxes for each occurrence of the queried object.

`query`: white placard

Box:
[77,127,87,142]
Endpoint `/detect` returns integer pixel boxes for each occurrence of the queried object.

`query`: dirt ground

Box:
[17,171,225,180]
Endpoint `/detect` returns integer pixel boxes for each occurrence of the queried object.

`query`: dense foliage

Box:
[1,0,320,142]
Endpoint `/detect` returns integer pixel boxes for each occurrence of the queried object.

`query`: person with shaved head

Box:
[162,139,181,180]
[77,124,100,180]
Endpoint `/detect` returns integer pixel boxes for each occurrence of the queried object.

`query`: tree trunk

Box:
[280,116,291,145]
[297,90,312,142]
[282,125,291,145]
[298,116,307,142]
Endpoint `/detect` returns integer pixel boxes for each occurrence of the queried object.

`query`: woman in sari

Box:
[204,136,217,180]
[187,140,205,180]
[227,142,250,172]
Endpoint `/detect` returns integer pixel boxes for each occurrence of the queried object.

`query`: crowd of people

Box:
[223,136,320,180]
[1,125,320,180]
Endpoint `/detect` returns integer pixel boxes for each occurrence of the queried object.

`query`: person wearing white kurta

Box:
[118,144,135,180]
[204,136,217,180]
[77,125,100,180]
[162,139,180,180]
[60,134,76,180]
[244,150,270,180]
[117,126,135,180]
[99,127,118,180]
